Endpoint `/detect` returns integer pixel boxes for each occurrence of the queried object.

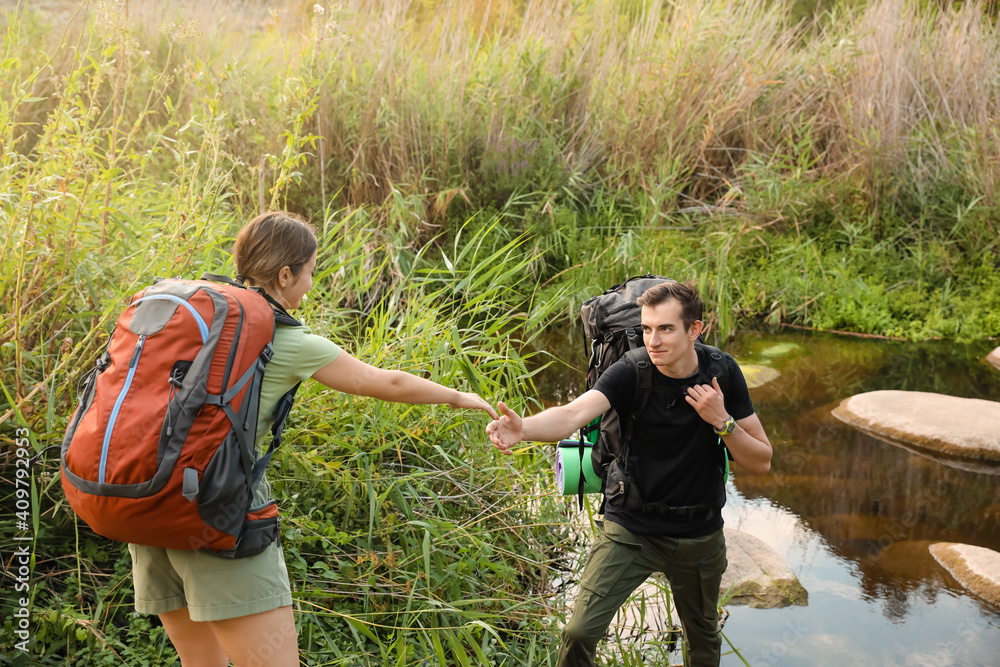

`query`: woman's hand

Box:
[485,401,523,455]
[449,391,499,420]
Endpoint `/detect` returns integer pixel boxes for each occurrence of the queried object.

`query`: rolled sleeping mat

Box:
[555,440,602,495]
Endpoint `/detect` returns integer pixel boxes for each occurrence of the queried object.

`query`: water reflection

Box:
[727,332,1000,617]
[531,328,1000,665]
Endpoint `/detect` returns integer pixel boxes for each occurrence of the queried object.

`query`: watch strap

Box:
[713,415,736,436]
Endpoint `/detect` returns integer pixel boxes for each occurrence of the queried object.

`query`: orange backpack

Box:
[61,275,299,558]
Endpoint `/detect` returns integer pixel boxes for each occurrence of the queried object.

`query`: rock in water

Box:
[831,390,1000,472]
[739,364,780,389]
[929,542,1000,608]
[720,529,807,608]
[988,346,1000,372]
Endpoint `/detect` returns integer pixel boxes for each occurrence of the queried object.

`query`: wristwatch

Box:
[713,415,736,436]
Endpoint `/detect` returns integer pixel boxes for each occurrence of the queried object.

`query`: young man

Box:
[486,281,772,667]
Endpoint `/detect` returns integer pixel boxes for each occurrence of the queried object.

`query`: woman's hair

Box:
[636,280,703,331]
[232,212,317,292]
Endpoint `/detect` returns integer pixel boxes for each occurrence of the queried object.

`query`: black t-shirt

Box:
[592,346,754,536]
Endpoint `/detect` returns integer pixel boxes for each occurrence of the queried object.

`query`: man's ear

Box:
[688,319,704,340]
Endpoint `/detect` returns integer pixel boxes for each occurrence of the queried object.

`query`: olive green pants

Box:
[557,521,727,667]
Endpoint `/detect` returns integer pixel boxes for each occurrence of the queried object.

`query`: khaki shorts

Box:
[128,540,292,622]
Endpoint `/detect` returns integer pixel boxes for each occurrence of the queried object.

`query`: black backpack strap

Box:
[200,271,303,493]
[623,327,642,351]
[599,348,653,515]
[201,272,244,288]
[621,347,654,462]
[614,345,732,513]
[261,291,302,327]
[250,382,301,489]
[633,501,716,519]
[695,341,730,396]
[695,342,734,495]
[246,297,302,490]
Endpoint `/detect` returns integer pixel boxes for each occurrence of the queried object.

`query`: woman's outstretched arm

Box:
[312,352,498,419]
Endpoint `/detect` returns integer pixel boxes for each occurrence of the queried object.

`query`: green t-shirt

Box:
[253,324,341,505]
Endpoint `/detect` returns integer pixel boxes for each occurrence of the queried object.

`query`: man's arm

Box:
[721,412,772,474]
[486,390,611,455]
[685,376,772,475]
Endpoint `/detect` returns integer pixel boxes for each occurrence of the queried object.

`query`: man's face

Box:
[641,299,701,371]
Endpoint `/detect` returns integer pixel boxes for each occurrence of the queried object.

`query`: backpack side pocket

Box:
[230,500,281,558]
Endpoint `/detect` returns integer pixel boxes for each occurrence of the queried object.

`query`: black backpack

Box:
[578,274,731,513]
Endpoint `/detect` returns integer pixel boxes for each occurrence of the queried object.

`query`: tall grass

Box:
[6,0,996,345]
[8,0,999,217]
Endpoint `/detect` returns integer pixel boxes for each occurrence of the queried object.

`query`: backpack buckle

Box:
[260,343,274,363]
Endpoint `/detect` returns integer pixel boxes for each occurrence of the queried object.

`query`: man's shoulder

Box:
[622,346,651,367]
[695,342,737,373]
[593,353,641,398]
[694,340,732,360]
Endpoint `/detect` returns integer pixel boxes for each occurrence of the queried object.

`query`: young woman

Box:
[128,212,498,666]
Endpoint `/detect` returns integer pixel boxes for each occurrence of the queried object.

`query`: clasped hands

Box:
[485,401,522,455]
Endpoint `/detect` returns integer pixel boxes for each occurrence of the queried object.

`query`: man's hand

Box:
[688,376,773,474]
[485,401,523,455]
[684,376,729,430]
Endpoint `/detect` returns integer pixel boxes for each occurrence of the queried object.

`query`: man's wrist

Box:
[713,415,736,436]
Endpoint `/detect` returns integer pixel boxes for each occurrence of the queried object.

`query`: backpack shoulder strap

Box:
[201,272,303,327]
[201,272,243,288]
[250,382,302,487]
[694,341,730,396]
[200,273,303,490]
[620,347,654,458]
[260,291,302,327]
[694,341,734,489]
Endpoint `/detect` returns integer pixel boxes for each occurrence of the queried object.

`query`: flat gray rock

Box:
[831,390,1000,472]
[930,542,1000,607]
[988,346,1000,372]
[720,528,807,608]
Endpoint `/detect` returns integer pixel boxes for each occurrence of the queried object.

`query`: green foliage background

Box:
[2,0,999,664]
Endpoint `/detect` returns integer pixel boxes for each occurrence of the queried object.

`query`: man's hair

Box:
[636,281,703,331]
